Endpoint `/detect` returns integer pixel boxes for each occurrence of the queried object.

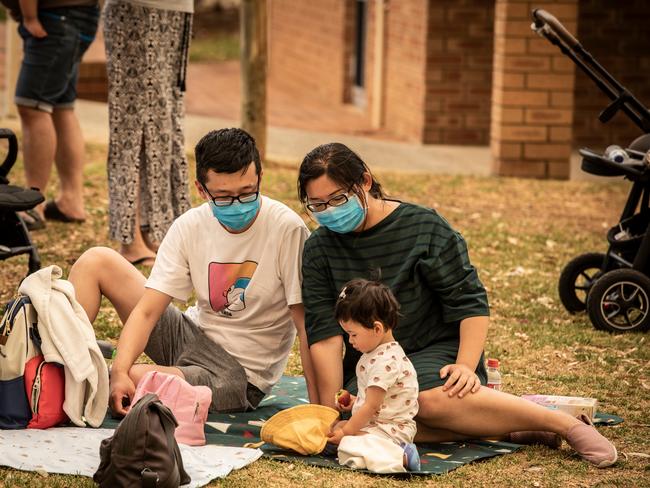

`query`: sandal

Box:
[128,256,156,267]
[43,200,85,223]
[566,414,617,467]
[20,208,46,231]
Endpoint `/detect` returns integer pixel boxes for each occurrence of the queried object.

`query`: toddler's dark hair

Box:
[334,279,400,330]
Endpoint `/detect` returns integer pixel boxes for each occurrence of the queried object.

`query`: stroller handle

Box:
[532,9,580,50]
[0,128,18,184]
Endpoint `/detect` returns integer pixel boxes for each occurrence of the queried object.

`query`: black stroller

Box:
[0,128,44,275]
[532,10,650,333]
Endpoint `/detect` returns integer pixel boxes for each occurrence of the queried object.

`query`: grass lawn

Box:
[0,140,648,487]
[189,7,239,63]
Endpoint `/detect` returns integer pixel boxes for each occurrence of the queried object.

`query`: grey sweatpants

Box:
[145,305,265,412]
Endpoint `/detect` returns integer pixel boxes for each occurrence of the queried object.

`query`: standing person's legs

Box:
[138,9,192,253]
[44,6,98,222]
[104,2,156,265]
[51,107,86,220]
[17,106,56,219]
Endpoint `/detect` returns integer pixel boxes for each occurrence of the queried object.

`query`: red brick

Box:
[443,128,487,144]
[548,161,571,179]
[504,20,538,37]
[526,37,562,55]
[526,73,574,90]
[525,108,573,124]
[550,91,574,108]
[549,126,573,142]
[492,141,523,158]
[523,142,572,160]
[502,2,530,20]
[494,71,526,89]
[551,55,576,73]
[505,56,552,72]
[493,160,548,179]
[500,89,549,107]
[501,125,548,141]
[546,3,579,21]
[504,38,527,54]
[498,107,525,123]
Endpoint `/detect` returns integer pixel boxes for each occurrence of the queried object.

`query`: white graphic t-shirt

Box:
[146,196,310,393]
[353,341,419,445]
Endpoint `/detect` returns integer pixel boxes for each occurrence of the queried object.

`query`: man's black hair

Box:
[195,128,262,183]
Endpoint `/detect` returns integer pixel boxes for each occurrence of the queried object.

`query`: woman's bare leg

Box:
[68,246,147,324]
[416,386,580,440]
[414,422,474,443]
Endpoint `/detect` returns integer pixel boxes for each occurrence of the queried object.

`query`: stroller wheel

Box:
[586,269,650,333]
[558,253,607,313]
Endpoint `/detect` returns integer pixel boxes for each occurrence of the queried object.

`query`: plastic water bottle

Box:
[605,145,628,163]
[486,358,502,391]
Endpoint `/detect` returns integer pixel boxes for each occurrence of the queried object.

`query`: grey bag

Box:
[93,393,191,488]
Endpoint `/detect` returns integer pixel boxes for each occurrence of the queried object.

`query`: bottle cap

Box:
[487,358,499,368]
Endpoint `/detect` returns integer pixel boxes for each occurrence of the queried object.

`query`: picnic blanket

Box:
[1,376,623,481]
[0,428,262,487]
[106,376,622,475]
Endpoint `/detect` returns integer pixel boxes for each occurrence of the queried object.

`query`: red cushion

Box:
[24,355,68,429]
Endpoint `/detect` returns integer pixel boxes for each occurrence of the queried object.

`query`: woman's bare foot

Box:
[143,233,160,253]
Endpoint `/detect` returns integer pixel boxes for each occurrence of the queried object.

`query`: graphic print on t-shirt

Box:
[208,261,258,316]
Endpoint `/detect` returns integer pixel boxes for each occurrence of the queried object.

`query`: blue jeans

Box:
[15,6,99,113]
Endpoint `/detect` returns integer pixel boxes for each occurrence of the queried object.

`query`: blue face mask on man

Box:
[209,197,261,231]
[313,194,366,233]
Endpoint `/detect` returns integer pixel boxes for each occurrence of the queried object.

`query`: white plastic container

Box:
[486,358,502,391]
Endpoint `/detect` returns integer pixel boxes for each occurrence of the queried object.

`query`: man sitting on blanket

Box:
[69,128,317,416]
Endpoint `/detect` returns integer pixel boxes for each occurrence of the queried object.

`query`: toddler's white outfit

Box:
[338,341,419,473]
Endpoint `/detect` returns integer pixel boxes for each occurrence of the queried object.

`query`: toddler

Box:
[328,279,420,473]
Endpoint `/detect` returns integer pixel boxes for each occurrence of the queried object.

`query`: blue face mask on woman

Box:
[313,194,366,233]
[210,198,261,231]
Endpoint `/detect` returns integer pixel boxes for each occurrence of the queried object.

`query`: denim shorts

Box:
[15,6,99,113]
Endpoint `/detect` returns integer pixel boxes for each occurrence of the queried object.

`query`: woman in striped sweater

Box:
[298,142,617,468]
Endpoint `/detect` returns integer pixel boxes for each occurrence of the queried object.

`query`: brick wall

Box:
[491,0,578,179]
[423,0,495,145]
[268,0,348,104]
[382,0,428,142]
[572,0,650,149]
[77,61,108,103]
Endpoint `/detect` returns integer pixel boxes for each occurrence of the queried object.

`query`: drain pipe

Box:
[371,0,386,129]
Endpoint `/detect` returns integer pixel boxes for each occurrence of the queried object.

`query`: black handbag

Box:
[93,393,191,488]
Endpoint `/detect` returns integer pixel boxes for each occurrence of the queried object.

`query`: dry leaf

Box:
[627,452,650,458]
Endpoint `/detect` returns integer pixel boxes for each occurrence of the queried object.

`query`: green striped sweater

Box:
[302,202,489,377]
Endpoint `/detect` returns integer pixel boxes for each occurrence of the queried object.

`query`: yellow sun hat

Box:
[259,404,340,455]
